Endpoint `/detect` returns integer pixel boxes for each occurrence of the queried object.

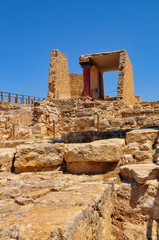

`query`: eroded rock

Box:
[0,148,16,172]
[126,129,159,145]
[120,163,159,184]
[14,143,64,173]
[64,139,125,174]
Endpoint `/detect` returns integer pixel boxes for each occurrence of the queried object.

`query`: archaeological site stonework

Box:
[0,49,159,240]
[47,50,83,100]
[48,49,136,105]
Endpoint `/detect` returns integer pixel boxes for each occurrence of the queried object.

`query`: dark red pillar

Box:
[83,67,91,97]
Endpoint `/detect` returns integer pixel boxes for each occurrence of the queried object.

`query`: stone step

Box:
[120,163,159,184]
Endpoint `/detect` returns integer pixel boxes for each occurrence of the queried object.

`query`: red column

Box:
[83,67,90,97]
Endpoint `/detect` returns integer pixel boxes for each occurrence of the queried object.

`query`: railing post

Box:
[22,95,24,104]
[1,92,3,102]
[8,93,11,102]
[0,92,45,104]
[15,95,18,103]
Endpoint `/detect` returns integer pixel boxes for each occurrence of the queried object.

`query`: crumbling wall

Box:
[47,50,71,100]
[69,73,83,98]
[118,51,135,105]
[123,51,135,105]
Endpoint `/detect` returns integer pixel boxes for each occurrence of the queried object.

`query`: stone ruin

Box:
[48,49,139,105]
[0,49,159,239]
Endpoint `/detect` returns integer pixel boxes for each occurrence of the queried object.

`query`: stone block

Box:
[0,148,16,172]
[14,143,64,173]
[120,163,159,184]
[126,129,159,145]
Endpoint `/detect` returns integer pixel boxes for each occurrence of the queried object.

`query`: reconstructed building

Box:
[48,49,136,105]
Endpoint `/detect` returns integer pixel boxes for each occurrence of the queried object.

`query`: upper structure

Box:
[47,49,136,105]
[79,50,135,104]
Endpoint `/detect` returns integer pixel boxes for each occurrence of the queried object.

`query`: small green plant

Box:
[40,136,43,140]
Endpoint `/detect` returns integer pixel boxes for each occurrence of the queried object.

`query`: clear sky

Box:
[0,0,159,101]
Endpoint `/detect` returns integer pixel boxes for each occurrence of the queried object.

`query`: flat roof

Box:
[79,50,126,72]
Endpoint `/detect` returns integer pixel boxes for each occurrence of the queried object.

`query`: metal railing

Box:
[0,91,46,105]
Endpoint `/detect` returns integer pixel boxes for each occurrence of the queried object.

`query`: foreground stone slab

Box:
[14,143,64,173]
[64,139,125,174]
[0,148,16,172]
[120,163,159,184]
[126,129,159,145]
[0,172,113,240]
[65,139,125,163]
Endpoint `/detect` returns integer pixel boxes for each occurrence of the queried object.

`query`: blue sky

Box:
[0,0,159,101]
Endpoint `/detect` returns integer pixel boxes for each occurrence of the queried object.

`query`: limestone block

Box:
[133,150,153,162]
[121,154,134,165]
[14,143,64,173]
[95,119,110,129]
[0,148,16,172]
[32,123,46,136]
[124,117,135,126]
[140,140,152,151]
[127,142,139,152]
[109,119,125,128]
[120,163,159,184]
[14,125,32,139]
[64,139,125,163]
[126,129,158,144]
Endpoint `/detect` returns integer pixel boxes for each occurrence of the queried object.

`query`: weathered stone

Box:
[15,196,34,205]
[67,161,118,174]
[14,143,64,173]
[120,163,159,184]
[126,129,158,144]
[110,119,125,128]
[127,142,139,152]
[0,172,113,240]
[64,139,125,163]
[121,154,134,165]
[140,140,152,151]
[0,148,16,172]
[133,150,153,162]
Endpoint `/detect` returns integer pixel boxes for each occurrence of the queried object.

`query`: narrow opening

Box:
[103,71,119,98]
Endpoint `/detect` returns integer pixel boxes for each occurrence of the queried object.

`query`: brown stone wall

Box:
[47,50,71,100]
[118,51,135,105]
[69,73,83,98]
[123,51,135,105]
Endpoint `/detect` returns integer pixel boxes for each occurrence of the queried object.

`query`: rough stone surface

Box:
[126,129,159,145]
[0,148,16,172]
[120,163,159,184]
[0,172,113,240]
[14,143,64,173]
[65,139,125,163]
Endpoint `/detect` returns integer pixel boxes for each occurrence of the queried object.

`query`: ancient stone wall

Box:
[1,98,159,141]
[122,51,135,105]
[47,50,71,100]
[69,73,83,98]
